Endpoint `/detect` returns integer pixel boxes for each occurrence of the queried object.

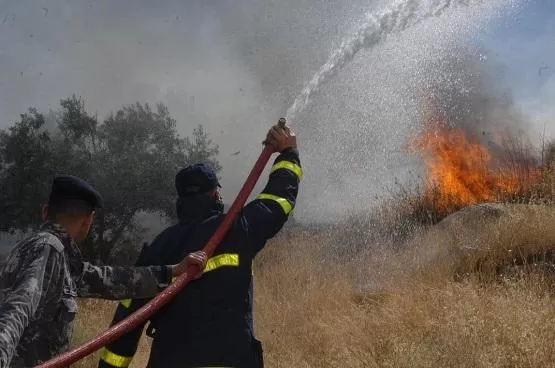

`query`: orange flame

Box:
[407,105,540,213]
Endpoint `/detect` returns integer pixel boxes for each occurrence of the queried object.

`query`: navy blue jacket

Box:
[98,147,301,368]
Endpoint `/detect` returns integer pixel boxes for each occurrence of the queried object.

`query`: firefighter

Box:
[0,175,207,368]
[97,122,301,368]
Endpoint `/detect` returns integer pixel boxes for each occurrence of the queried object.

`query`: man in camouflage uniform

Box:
[0,174,207,368]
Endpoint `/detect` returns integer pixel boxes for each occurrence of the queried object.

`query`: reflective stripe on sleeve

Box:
[204,253,239,273]
[271,160,303,181]
[170,253,240,282]
[101,348,133,367]
[256,193,293,215]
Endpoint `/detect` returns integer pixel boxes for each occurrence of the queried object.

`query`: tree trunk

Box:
[96,211,136,263]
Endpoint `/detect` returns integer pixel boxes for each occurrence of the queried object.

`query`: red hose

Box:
[36,134,280,368]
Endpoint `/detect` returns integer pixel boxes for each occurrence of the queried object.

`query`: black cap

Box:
[48,174,103,209]
[175,163,220,197]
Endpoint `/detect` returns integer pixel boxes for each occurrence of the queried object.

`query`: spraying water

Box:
[275,0,522,222]
[0,0,526,228]
[285,0,513,121]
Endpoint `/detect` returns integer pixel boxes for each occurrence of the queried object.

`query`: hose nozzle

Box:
[263,118,287,148]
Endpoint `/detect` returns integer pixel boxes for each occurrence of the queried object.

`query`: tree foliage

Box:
[0,96,220,261]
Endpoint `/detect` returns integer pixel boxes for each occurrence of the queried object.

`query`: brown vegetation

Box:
[69,116,555,367]
[72,224,555,367]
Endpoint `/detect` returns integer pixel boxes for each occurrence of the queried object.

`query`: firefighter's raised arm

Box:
[241,122,302,251]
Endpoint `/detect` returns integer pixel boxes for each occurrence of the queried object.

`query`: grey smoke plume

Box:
[0,0,549,229]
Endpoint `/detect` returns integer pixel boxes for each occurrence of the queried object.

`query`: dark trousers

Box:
[146,338,264,368]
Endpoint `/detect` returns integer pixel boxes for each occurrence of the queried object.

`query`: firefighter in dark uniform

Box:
[97,123,301,368]
[0,175,207,368]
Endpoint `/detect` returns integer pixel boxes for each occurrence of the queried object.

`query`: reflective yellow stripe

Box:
[120,254,240,307]
[257,193,293,215]
[271,161,303,181]
[169,253,240,282]
[204,253,239,272]
[101,348,132,367]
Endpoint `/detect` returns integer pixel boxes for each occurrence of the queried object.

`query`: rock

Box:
[410,203,555,279]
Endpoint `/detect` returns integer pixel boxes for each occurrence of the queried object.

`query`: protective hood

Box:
[176,194,224,224]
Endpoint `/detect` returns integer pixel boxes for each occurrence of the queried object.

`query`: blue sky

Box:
[487,0,554,87]
[480,0,555,136]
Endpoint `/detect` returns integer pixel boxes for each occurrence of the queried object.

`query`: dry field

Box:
[70,121,555,367]
[71,211,555,368]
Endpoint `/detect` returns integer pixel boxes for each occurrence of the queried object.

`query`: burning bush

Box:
[401,99,553,226]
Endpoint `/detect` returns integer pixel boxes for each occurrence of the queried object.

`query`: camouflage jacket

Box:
[0,222,173,368]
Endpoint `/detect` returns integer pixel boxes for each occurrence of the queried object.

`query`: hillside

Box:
[67,107,555,367]
[71,213,555,367]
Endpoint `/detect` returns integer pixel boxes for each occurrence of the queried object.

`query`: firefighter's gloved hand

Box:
[266,123,297,153]
[171,250,207,280]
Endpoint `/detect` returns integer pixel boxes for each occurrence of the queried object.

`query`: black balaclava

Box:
[176,192,223,224]
[175,163,223,224]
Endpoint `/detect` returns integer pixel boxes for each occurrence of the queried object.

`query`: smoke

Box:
[0,0,551,229]
[0,1,276,204]
[415,51,531,146]
[279,0,525,222]
[284,0,515,121]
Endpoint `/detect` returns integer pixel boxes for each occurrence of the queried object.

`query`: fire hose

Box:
[35,118,287,368]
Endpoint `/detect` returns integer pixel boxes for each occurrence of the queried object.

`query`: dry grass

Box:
[390,204,555,281]
[50,93,555,368]
[71,219,555,368]
[68,138,555,367]
[71,299,153,368]
[67,140,555,367]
